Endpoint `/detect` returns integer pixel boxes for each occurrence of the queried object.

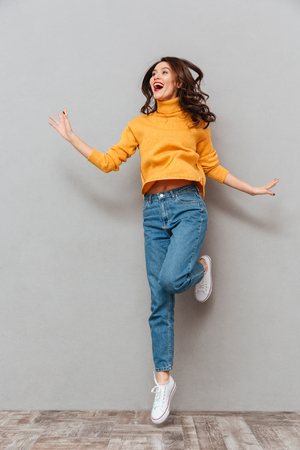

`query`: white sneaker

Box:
[195,255,212,302]
[150,371,176,424]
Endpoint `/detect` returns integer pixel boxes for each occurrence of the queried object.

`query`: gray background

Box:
[1,0,299,410]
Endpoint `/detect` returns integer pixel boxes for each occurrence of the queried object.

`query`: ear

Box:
[176,81,182,89]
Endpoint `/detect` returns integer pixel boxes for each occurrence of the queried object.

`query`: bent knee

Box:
[158,273,186,294]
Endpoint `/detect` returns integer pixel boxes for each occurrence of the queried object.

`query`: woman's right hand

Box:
[49,108,73,141]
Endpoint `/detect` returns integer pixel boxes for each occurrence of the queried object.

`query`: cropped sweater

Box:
[88,97,229,198]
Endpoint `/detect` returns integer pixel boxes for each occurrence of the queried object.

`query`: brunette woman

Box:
[49,56,278,424]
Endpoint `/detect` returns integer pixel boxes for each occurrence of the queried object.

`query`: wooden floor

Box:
[1,410,300,449]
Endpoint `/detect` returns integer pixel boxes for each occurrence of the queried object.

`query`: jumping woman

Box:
[49,56,278,424]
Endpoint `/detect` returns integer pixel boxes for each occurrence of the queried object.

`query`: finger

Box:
[49,122,57,129]
[266,180,278,189]
[62,110,69,121]
[57,112,63,120]
[266,183,275,190]
[49,115,59,125]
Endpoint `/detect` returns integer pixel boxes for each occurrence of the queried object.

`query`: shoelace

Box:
[196,273,208,293]
[151,372,167,409]
[151,385,167,409]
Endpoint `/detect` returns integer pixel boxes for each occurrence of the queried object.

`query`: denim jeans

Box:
[143,184,208,372]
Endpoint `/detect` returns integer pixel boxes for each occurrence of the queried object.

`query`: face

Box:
[150,62,180,101]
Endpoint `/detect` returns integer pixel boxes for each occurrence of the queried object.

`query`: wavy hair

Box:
[141,56,216,128]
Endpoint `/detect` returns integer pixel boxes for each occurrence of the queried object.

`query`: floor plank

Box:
[31,437,110,449]
[107,434,162,450]
[242,412,291,428]
[0,430,26,450]
[250,426,289,450]
[283,412,300,423]
[181,416,200,450]
[216,415,263,450]
[5,432,42,450]
[193,415,227,450]
[110,423,182,437]
[272,426,300,450]
[0,411,10,425]
[1,411,41,426]
[162,430,185,450]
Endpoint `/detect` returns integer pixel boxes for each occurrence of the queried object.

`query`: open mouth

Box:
[154,82,164,91]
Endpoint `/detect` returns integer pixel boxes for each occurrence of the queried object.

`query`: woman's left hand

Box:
[251,178,279,196]
[223,173,279,196]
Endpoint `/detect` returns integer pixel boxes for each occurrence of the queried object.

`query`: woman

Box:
[49,56,278,424]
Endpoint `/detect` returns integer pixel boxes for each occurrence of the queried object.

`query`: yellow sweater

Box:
[88,97,229,197]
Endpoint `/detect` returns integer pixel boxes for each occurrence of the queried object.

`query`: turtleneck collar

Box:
[156,97,182,115]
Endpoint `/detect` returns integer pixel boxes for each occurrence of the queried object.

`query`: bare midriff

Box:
[146,179,195,195]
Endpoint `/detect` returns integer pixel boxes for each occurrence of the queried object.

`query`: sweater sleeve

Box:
[87,124,138,173]
[196,126,229,183]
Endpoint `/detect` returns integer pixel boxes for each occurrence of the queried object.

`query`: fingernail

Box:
[273,193,275,196]
[63,111,65,114]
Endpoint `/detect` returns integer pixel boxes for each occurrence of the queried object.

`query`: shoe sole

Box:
[195,255,212,302]
[151,382,177,425]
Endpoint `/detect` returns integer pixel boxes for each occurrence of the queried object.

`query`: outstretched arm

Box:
[49,108,93,159]
[223,173,279,196]
[49,107,138,173]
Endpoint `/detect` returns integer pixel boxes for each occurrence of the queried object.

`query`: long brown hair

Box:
[141,56,216,128]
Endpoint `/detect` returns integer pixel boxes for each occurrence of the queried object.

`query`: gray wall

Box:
[1,0,299,410]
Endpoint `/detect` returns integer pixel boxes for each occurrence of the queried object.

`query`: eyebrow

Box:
[152,67,170,72]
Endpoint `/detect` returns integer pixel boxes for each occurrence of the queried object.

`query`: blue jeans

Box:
[143,184,208,372]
